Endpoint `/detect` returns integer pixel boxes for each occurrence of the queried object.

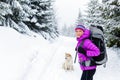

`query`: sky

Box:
[54,0,90,28]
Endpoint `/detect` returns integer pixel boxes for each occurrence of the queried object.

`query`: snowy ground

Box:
[0,27,120,80]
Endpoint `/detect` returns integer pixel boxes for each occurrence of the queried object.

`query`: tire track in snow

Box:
[20,51,39,80]
[39,36,81,80]
[20,38,63,80]
[39,40,63,80]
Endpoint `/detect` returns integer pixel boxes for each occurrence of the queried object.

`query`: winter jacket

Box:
[76,29,100,70]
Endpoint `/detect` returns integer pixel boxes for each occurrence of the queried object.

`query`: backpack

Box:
[89,25,108,66]
[74,25,108,67]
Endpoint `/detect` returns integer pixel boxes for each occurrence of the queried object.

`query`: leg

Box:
[81,69,96,80]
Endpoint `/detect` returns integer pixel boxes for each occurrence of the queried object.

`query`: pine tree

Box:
[10,0,31,33]
[60,24,67,36]
[60,24,75,37]
[0,0,59,40]
[102,0,120,48]
[0,0,12,26]
[76,9,84,25]
[85,0,105,27]
[67,25,75,37]
[23,0,59,40]
[0,0,31,33]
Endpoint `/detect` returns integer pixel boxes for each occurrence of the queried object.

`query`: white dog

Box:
[62,53,74,71]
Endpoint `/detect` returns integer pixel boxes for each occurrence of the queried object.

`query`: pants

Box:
[81,69,96,80]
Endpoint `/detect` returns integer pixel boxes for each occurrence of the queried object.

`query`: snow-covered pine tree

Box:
[24,0,58,40]
[102,0,120,48]
[0,0,58,40]
[85,0,105,27]
[60,24,68,36]
[10,0,31,33]
[60,24,75,37]
[42,0,59,39]
[0,0,31,33]
[67,25,75,37]
[0,0,12,26]
[76,9,84,25]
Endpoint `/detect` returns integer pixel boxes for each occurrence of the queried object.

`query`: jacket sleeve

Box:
[84,39,100,57]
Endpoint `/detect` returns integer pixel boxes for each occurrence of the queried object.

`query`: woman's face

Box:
[75,29,84,38]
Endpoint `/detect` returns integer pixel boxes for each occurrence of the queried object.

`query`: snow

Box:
[0,27,49,80]
[0,2,12,16]
[35,23,41,27]
[0,27,120,80]
[31,17,37,23]
[12,0,23,10]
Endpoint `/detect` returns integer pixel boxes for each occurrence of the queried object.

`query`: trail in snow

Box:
[0,27,120,80]
[21,36,68,80]
[0,27,119,80]
[24,36,120,80]
[21,36,81,80]
[39,36,81,80]
[20,51,39,80]
[38,40,63,79]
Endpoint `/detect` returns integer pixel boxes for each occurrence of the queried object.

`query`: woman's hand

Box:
[78,46,86,55]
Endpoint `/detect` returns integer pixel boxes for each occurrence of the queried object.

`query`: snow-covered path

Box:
[0,27,120,80]
[24,36,120,80]
[22,36,82,80]
[23,36,120,80]
[39,36,81,80]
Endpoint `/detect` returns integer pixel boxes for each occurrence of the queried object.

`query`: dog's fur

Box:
[62,53,74,71]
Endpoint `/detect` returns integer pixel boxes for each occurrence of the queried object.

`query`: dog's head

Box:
[65,53,72,61]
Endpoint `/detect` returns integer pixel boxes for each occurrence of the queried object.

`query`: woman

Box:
[75,24,100,80]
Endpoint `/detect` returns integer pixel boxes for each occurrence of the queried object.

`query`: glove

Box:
[78,46,86,55]
[75,47,77,51]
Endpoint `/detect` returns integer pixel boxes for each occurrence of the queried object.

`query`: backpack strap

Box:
[74,39,86,63]
[74,39,96,66]
[79,39,85,49]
